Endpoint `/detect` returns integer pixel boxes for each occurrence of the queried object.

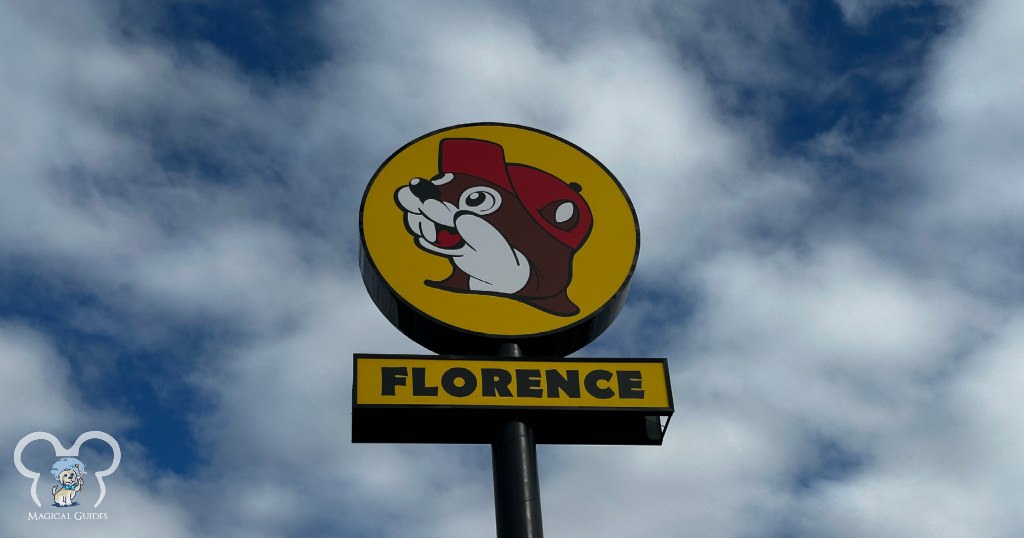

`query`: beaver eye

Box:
[459,187,501,215]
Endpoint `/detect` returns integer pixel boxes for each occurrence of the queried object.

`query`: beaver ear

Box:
[555,202,573,224]
[541,200,579,231]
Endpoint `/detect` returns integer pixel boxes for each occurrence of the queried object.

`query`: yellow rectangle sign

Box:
[354,355,672,410]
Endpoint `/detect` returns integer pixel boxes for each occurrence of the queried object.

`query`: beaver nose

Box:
[409,177,441,202]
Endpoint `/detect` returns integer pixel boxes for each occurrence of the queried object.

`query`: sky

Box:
[1,0,1022,536]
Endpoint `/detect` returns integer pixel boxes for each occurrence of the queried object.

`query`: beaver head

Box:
[394,138,592,316]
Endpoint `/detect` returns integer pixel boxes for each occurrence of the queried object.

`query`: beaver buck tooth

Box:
[408,214,435,243]
[420,219,437,243]
[406,213,437,243]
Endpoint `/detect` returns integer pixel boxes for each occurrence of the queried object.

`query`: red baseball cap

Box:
[439,138,513,191]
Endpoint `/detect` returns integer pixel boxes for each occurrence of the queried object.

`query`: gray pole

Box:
[492,343,544,538]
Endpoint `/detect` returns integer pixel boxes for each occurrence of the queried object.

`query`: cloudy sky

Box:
[2,0,1022,536]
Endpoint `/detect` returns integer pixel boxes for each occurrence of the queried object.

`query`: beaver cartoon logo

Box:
[360,123,639,355]
[394,138,593,316]
[50,458,86,507]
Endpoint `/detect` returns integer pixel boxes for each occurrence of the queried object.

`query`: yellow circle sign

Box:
[360,123,639,355]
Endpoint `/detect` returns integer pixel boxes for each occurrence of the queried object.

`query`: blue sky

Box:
[2,1,1023,536]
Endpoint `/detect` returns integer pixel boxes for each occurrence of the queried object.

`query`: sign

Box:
[359,123,639,356]
[355,355,671,409]
[354,124,666,534]
[352,354,673,445]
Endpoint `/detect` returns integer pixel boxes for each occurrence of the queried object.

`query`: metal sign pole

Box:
[492,343,544,538]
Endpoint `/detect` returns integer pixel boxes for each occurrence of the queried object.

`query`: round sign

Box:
[359,123,639,356]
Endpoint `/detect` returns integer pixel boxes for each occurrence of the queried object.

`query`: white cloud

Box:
[791,318,1024,537]
[0,326,88,440]
[906,0,1024,225]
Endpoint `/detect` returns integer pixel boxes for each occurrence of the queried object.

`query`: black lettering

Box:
[516,369,543,398]
[481,368,513,397]
[584,370,614,399]
[545,369,580,398]
[411,367,438,396]
[381,367,407,396]
[441,367,477,397]
[616,370,644,399]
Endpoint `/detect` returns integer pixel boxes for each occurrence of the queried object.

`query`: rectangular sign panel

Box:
[352,354,673,445]
[354,355,672,411]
